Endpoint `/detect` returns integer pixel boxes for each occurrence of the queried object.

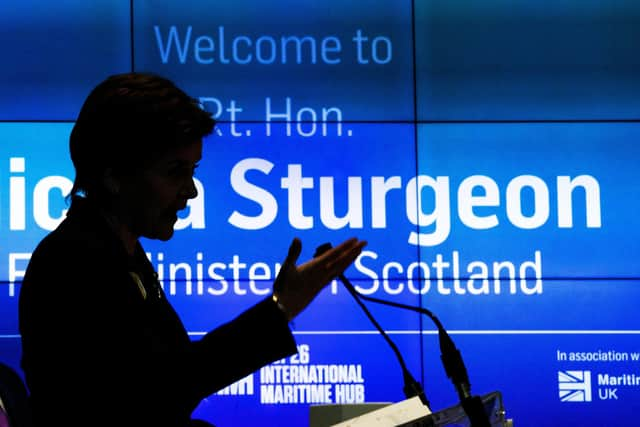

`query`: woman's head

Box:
[69,72,215,202]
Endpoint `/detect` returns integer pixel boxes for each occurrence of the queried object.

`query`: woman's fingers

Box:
[283,237,303,268]
[312,238,367,283]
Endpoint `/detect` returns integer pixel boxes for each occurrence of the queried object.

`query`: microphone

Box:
[317,243,492,427]
[314,243,430,409]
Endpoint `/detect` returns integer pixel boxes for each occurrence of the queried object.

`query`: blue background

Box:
[415,0,640,120]
[1,1,639,426]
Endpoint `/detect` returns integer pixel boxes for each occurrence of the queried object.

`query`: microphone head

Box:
[314,242,333,258]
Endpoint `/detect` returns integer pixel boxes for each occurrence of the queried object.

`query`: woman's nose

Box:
[181,177,198,199]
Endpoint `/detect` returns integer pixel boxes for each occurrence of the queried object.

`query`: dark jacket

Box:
[0,362,32,427]
[19,197,296,427]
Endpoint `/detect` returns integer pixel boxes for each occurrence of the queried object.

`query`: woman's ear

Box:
[102,168,120,195]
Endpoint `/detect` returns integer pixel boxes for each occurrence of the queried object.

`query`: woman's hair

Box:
[69,72,215,199]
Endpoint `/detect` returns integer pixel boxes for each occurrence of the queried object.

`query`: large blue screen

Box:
[1,1,639,426]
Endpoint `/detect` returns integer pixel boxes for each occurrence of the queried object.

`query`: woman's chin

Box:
[145,222,176,241]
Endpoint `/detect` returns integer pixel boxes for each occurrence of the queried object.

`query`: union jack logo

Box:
[558,370,592,402]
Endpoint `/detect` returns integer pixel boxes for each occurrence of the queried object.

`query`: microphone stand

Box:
[314,244,431,409]
[317,243,491,427]
[339,274,491,427]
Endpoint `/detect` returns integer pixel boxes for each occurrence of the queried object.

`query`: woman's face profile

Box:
[116,139,203,241]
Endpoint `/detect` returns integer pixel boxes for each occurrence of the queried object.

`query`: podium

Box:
[309,391,512,427]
